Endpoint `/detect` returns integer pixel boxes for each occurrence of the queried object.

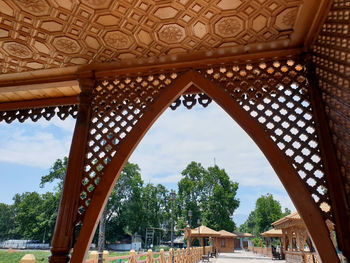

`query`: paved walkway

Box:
[211,250,286,263]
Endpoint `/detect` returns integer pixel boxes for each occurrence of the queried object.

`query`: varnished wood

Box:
[307,58,350,260]
[71,70,339,263]
[0,0,326,75]
[49,78,94,263]
[0,49,302,89]
[0,96,79,111]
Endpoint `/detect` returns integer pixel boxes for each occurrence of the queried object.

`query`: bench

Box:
[202,253,210,262]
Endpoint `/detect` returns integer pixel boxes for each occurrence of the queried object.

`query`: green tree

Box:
[105,162,144,243]
[177,162,240,232]
[0,203,16,240]
[12,192,44,240]
[40,157,68,190]
[239,193,287,235]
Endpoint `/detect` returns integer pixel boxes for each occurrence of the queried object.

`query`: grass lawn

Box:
[0,250,133,263]
[0,250,50,263]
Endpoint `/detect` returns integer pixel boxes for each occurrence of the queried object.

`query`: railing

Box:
[84,246,212,263]
[247,246,272,258]
[18,246,213,263]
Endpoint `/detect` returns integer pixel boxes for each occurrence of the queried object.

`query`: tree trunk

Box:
[98,207,107,263]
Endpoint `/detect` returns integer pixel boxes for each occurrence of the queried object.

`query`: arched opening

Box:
[70,69,337,262]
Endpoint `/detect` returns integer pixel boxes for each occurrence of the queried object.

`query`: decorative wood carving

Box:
[0,105,78,123]
[0,0,310,73]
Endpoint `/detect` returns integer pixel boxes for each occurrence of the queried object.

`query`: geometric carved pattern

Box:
[312,0,350,205]
[75,56,333,229]
[76,72,180,224]
[0,0,302,73]
[0,105,78,123]
[197,58,332,220]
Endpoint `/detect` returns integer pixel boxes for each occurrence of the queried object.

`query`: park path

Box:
[212,250,286,263]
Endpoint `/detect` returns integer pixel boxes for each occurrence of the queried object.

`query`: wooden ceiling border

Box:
[0,48,302,88]
[0,95,79,111]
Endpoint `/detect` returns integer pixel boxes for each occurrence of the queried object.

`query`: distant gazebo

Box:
[188,225,220,253]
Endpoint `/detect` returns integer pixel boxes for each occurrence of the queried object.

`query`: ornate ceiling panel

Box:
[0,0,311,74]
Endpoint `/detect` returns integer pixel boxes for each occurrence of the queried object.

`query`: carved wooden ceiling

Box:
[0,0,328,102]
[0,0,324,72]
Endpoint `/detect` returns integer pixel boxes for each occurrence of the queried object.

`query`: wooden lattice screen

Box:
[312,0,350,204]
[74,56,332,229]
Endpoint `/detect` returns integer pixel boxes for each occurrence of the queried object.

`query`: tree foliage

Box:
[1,159,241,247]
[177,162,240,232]
[239,193,290,235]
[39,157,68,190]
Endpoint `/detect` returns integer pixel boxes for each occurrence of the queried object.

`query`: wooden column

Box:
[305,54,350,260]
[49,77,94,263]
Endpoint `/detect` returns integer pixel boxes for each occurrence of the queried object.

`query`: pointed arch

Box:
[71,71,338,263]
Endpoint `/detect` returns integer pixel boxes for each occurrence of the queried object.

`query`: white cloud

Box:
[0,117,74,168]
[130,102,283,189]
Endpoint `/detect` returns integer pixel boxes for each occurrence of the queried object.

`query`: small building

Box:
[233,232,253,250]
[217,230,237,253]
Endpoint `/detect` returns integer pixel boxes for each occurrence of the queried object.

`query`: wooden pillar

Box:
[305,54,350,260]
[49,77,94,263]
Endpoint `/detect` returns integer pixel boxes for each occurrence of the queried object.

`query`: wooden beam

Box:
[49,78,94,263]
[0,48,302,88]
[306,54,350,260]
[0,96,79,111]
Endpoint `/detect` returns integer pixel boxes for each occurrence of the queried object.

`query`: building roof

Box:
[261,229,283,238]
[272,212,304,229]
[190,225,220,237]
[218,230,237,238]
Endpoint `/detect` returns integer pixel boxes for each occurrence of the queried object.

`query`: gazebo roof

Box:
[218,230,237,238]
[272,212,304,229]
[261,229,283,238]
[190,225,220,237]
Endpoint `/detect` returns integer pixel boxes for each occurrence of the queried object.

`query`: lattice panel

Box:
[312,0,350,205]
[197,58,332,220]
[76,72,180,224]
[0,105,78,123]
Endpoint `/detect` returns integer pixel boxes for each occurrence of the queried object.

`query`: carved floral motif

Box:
[282,9,298,26]
[216,17,242,36]
[104,31,130,49]
[14,0,49,15]
[53,37,81,54]
[3,42,32,58]
[158,24,185,43]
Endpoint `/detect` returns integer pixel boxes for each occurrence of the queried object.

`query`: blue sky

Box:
[0,102,295,226]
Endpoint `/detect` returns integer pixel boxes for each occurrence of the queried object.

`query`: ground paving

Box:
[210,250,286,263]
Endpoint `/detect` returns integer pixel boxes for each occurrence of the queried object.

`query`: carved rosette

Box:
[2,42,32,58]
[282,9,298,27]
[215,16,243,37]
[158,24,186,44]
[14,0,50,15]
[104,31,131,49]
[53,37,81,54]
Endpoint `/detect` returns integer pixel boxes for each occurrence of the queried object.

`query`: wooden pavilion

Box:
[272,211,338,263]
[188,225,220,253]
[0,1,349,262]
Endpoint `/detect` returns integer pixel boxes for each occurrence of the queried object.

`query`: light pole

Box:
[188,210,192,248]
[170,191,176,249]
[188,210,192,227]
[197,219,201,248]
